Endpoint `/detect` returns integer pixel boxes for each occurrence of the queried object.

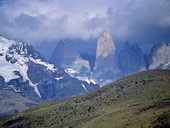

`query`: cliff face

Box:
[96,32,116,58]
[148,43,170,69]
[118,42,146,75]
[93,32,119,86]
[50,40,92,83]
[50,40,80,66]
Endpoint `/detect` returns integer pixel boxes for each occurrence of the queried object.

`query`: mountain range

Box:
[50,32,170,86]
[0,32,170,116]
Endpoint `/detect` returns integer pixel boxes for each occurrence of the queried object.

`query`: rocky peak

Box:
[132,43,140,49]
[118,42,146,75]
[93,32,118,86]
[96,32,116,58]
[5,42,43,64]
[50,40,91,83]
[8,42,42,59]
[50,40,81,66]
[148,43,170,69]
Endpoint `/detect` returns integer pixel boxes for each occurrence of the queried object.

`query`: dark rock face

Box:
[0,76,5,88]
[7,78,39,101]
[148,43,170,69]
[50,40,92,83]
[50,40,80,66]
[80,53,95,71]
[118,42,146,75]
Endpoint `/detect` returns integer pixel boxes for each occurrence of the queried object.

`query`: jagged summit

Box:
[103,31,111,38]
[93,32,118,86]
[96,32,116,58]
[50,39,93,84]
[118,42,146,75]
[50,39,80,66]
[148,43,170,69]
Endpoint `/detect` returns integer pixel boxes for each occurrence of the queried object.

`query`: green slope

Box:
[0,69,170,128]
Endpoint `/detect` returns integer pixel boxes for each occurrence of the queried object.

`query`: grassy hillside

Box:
[0,69,170,128]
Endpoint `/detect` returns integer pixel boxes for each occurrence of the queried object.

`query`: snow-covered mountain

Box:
[0,36,99,103]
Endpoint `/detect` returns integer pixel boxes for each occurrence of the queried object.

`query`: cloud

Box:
[105,0,170,44]
[14,14,40,29]
[0,0,170,45]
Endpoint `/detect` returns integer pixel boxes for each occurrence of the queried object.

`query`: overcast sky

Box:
[0,0,170,45]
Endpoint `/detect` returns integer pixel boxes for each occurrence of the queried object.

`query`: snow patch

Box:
[65,68,77,76]
[65,69,96,84]
[162,62,170,69]
[0,55,20,81]
[18,62,41,98]
[55,77,63,81]
[81,84,88,92]
[8,85,22,93]
[77,77,96,84]
[30,57,56,72]
[0,54,41,97]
